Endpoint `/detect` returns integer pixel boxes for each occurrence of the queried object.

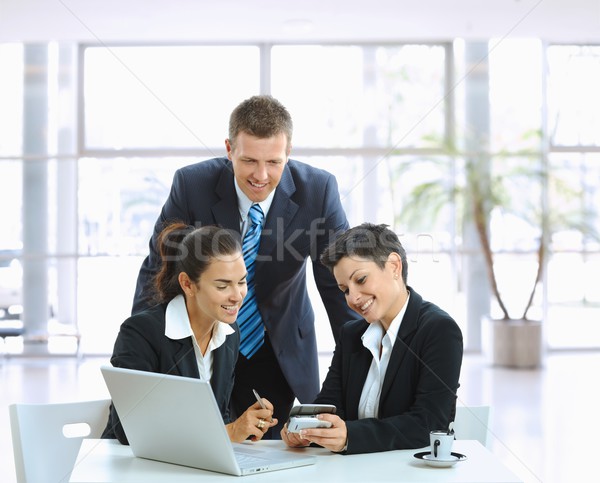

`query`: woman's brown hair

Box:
[151,222,242,304]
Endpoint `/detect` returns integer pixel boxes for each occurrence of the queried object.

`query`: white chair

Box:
[453,405,492,447]
[9,399,111,483]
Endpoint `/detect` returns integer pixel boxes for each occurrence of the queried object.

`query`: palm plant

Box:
[392,137,596,322]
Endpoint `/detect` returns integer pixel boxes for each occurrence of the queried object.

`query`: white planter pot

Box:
[488,318,543,368]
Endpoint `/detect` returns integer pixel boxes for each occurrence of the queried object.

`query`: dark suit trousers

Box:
[230,333,294,439]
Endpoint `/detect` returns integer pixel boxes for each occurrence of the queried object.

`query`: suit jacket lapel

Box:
[345,323,372,420]
[379,289,422,404]
[171,338,200,378]
[210,338,237,400]
[256,164,298,261]
[212,160,242,233]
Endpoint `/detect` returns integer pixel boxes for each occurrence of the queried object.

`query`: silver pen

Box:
[253,389,273,421]
[253,388,267,409]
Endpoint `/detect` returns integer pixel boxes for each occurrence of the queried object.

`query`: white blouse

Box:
[164,294,235,381]
[358,291,410,419]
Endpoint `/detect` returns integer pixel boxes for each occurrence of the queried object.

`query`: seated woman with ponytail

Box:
[101,222,277,444]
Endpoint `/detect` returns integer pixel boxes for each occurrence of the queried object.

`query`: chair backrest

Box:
[453,405,492,447]
[9,399,111,483]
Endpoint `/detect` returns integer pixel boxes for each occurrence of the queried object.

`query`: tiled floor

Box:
[1,350,598,483]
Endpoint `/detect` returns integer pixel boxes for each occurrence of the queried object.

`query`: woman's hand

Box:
[281,423,311,447]
[226,398,278,443]
[281,414,347,453]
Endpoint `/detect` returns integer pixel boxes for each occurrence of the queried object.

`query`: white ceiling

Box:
[1,0,599,43]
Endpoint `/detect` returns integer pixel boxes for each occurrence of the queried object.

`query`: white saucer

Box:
[413,451,467,468]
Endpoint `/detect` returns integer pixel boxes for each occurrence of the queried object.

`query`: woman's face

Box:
[333,254,404,328]
[187,252,248,326]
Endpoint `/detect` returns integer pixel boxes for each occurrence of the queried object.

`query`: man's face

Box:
[226,131,289,203]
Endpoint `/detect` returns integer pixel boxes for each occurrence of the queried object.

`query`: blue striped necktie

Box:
[238,204,265,358]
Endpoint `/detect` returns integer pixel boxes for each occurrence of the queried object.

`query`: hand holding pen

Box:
[253,389,275,428]
[225,389,277,442]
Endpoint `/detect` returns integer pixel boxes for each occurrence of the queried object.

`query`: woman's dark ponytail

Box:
[152,222,193,303]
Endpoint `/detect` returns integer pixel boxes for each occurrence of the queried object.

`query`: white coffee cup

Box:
[429,430,454,460]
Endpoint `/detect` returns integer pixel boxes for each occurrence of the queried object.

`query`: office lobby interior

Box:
[2,2,599,482]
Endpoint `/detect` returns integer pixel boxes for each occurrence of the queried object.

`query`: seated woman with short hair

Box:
[281,222,463,454]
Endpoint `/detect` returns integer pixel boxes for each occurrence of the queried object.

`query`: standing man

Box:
[132,95,355,437]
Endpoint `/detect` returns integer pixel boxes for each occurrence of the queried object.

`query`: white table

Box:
[70,439,523,482]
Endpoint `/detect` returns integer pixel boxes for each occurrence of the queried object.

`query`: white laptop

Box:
[100,365,316,476]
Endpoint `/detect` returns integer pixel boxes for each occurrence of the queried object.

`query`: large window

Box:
[2,40,599,355]
[545,45,600,348]
[81,42,452,354]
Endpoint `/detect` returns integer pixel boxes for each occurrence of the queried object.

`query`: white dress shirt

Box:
[358,291,410,419]
[164,294,235,381]
[234,178,275,234]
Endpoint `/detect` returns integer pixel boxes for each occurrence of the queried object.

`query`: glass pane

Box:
[489,39,543,152]
[547,45,600,146]
[78,255,143,354]
[271,44,446,149]
[489,156,543,252]
[0,44,23,155]
[78,157,195,256]
[0,161,23,249]
[271,46,363,148]
[295,155,362,225]
[0,161,23,334]
[0,245,22,324]
[491,252,542,320]
[374,45,447,149]
[546,253,600,349]
[548,153,600,251]
[83,46,260,149]
[388,155,456,250]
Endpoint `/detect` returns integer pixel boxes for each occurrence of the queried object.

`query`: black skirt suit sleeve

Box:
[101,303,240,444]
